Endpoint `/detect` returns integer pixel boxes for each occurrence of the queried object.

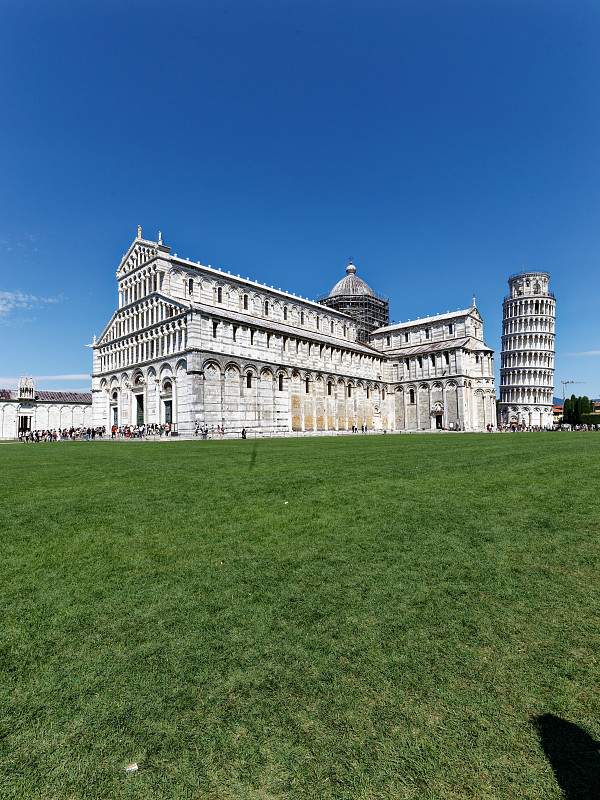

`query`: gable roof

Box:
[95,292,190,345]
[116,236,163,277]
[381,336,493,358]
[170,253,355,320]
[0,389,91,404]
[372,307,480,334]
[36,391,92,403]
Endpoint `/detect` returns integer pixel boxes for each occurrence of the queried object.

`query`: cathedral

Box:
[91,229,497,435]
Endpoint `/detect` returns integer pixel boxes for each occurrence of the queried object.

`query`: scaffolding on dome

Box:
[317,290,389,343]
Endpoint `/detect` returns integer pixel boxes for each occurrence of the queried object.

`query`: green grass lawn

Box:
[1,434,599,799]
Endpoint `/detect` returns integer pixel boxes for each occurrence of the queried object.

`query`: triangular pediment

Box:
[96,292,189,346]
[117,237,160,276]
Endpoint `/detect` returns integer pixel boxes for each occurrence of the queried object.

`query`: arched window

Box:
[409,388,415,404]
[382,389,386,400]
[316,317,320,330]
[283,306,288,320]
[347,385,352,398]
[366,387,370,399]
[330,321,334,333]
[327,381,332,396]
[305,377,310,394]
[448,323,454,335]
[246,373,252,389]
[386,336,391,346]
[425,328,431,339]
[278,374,284,391]
[217,286,223,303]
[300,311,305,325]
[264,300,269,316]
[243,293,248,310]
[343,324,347,337]
[112,390,118,401]
[188,278,194,296]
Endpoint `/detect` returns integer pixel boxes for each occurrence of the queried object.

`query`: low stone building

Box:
[0,377,92,439]
[91,229,496,435]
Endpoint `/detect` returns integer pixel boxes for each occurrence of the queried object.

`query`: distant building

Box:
[0,377,92,439]
[498,271,556,428]
[553,404,563,424]
[318,261,389,343]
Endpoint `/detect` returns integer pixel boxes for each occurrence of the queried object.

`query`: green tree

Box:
[563,395,574,425]
[563,395,592,426]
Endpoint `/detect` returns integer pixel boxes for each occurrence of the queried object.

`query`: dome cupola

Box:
[329,260,375,298]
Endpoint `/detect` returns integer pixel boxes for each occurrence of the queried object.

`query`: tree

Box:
[563,395,575,425]
[563,395,592,426]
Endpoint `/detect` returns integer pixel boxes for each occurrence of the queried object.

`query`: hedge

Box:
[580,413,600,426]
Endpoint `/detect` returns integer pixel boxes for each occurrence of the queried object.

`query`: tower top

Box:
[508,271,552,299]
[18,376,35,400]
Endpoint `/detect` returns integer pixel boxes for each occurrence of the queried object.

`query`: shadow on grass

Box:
[533,714,600,799]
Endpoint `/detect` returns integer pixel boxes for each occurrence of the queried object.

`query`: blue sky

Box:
[1,0,599,398]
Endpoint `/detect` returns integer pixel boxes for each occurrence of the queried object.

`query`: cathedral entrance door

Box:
[135,394,144,425]
[164,400,172,424]
[18,415,32,434]
[435,414,443,430]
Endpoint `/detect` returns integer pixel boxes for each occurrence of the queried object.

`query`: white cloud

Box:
[1,233,39,256]
[0,290,62,318]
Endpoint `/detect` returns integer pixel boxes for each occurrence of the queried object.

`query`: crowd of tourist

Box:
[19,426,106,442]
[194,423,226,439]
[495,423,599,432]
[17,420,598,442]
[19,423,180,442]
[110,423,174,438]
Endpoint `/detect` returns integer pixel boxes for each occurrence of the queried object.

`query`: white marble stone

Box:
[498,272,555,429]
[92,231,497,435]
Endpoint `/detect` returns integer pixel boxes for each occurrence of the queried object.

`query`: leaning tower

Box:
[498,271,556,428]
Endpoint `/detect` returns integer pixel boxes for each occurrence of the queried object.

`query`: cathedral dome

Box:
[329,261,375,297]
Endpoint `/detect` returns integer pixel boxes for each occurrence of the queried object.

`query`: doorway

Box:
[435,414,443,430]
[135,394,144,425]
[18,415,32,435]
